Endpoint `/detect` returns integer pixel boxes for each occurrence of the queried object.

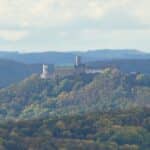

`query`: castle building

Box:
[40,55,102,79]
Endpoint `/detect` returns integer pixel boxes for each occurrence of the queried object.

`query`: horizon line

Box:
[0,48,149,54]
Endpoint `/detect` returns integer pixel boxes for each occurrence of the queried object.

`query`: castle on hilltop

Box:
[40,56,102,79]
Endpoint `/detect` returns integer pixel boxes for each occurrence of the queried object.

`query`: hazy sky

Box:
[0,0,149,52]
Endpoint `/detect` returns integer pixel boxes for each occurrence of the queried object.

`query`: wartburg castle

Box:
[40,56,102,79]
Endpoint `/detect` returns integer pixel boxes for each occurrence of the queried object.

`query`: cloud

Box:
[0,30,29,41]
[132,0,150,24]
[0,0,149,28]
[0,0,149,51]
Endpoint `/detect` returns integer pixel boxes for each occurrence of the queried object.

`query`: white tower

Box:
[75,56,81,67]
[40,64,49,79]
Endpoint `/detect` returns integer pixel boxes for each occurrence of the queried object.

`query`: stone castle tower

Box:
[40,64,49,79]
[75,56,81,67]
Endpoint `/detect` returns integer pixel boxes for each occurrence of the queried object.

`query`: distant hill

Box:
[0,49,149,65]
[0,59,54,88]
[87,59,150,74]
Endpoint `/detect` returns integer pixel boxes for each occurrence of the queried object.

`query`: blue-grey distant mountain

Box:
[0,49,149,65]
[0,59,54,88]
[87,59,150,74]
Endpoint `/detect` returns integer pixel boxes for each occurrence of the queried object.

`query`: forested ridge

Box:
[0,108,149,149]
[0,68,149,149]
[0,68,149,120]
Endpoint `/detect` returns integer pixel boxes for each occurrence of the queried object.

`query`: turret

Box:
[75,56,81,67]
[40,64,49,79]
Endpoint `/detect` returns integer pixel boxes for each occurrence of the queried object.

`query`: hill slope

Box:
[0,108,149,150]
[0,68,149,120]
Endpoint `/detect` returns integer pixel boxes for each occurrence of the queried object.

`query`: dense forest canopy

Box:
[0,66,149,149]
[0,68,149,120]
[0,108,149,150]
